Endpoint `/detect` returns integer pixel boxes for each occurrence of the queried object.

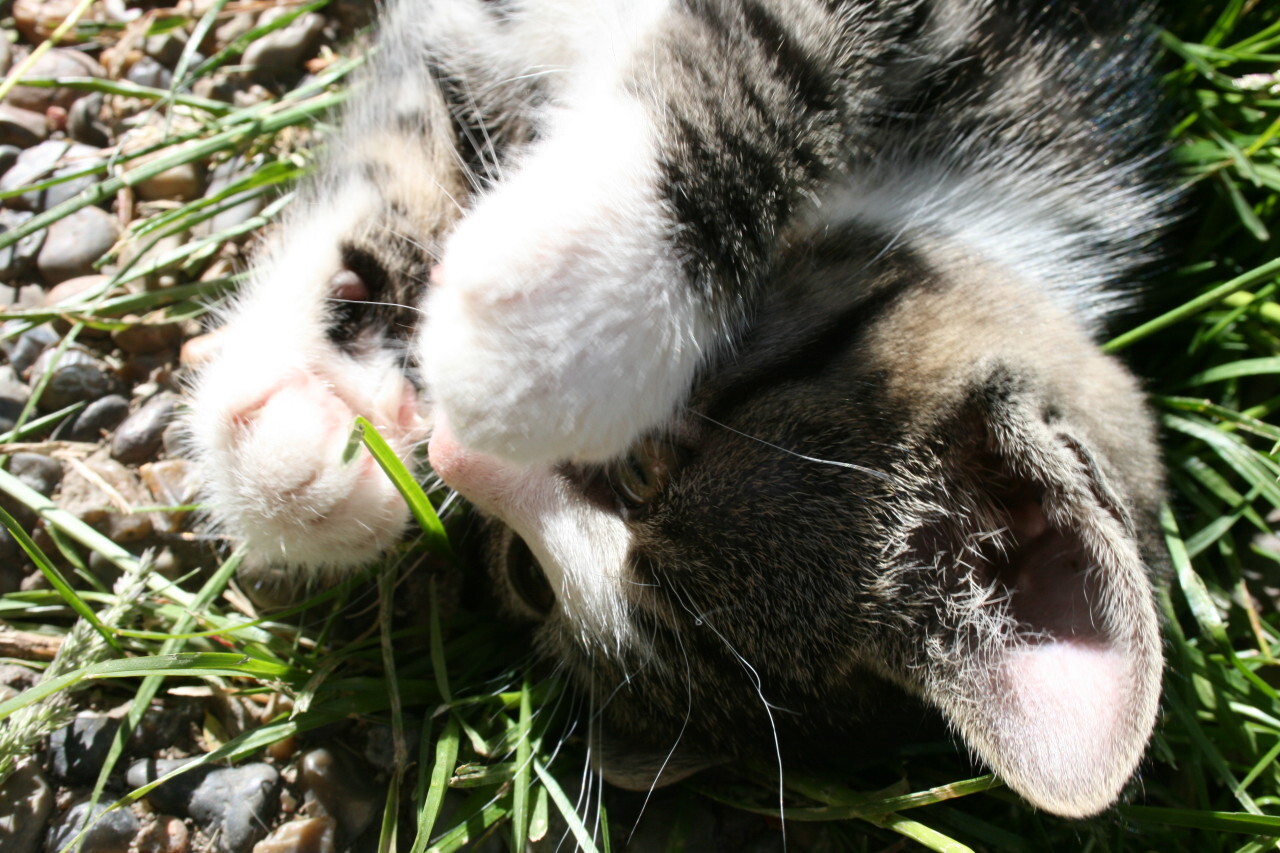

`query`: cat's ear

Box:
[911,377,1163,818]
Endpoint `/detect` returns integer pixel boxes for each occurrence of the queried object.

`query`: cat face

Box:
[183,0,1168,822]
[432,231,1165,818]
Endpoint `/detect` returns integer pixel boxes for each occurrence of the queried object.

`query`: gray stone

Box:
[0,145,22,175]
[0,208,47,280]
[6,48,106,113]
[8,323,58,376]
[111,393,180,464]
[0,364,30,434]
[9,452,61,496]
[145,31,187,68]
[197,157,267,236]
[128,759,280,853]
[65,393,129,442]
[46,712,119,784]
[0,760,54,853]
[0,140,105,212]
[0,663,38,691]
[36,205,120,284]
[0,104,47,148]
[126,57,173,91]
[68,92,110,148]
[29,345,119,411]
[43,799,139,853]
[298,748,381,841]
[242,11,325,73]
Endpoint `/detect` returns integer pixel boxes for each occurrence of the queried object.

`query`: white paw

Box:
[187,338,427,572]
[422,94,711,464]
[185,198,430,573]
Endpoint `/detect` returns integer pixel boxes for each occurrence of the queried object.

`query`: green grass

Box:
[0,0,1278,850]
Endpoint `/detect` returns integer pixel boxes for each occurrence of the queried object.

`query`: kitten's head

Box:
[435,230,1165,819]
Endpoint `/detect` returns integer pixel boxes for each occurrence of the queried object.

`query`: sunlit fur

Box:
[185,0,1170,819]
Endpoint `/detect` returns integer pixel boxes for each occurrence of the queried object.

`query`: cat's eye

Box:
[610,438,681,508]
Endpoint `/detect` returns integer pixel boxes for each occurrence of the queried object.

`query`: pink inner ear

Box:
[962,496,1154,817]
[991,638,1132,815]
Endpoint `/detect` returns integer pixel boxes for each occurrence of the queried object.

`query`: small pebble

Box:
[1,140,105,212]
[197,158,267,236]
[251,817,336,853]
[128,760,281,853]
[68,92,110,147]
[0,145,22,175]
[57,456,153,543]
[214,13,256,50]
[136,815,189,853]
[139,459,194,532]
[113,319,183,355]
[0,209,47,280]
[112,393,180,464]
[145,31,187,68]
[0,663,38,691]
[37,206,120,284]
[64,393,130,442]
[136,162,203,202]
[0,35,11,76]
[298,748,381,841]
[13,0,84,43]
[127,700,203,755]
[0,760,53,853]
[7,323,58,377]
[242,11,325,73]
[43,273,107,310]
[43,799,139,853]
[29,346,118,411]
[9,452,61,496]
[0,365,30,433]
[46,713,120,784]
[5,48,105,113]
[178,330,225,367]
[0,104,48,148]
[126,57,174,90]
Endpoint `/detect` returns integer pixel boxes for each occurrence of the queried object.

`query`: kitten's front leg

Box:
[424,92,715,464]
[422,0,861,465]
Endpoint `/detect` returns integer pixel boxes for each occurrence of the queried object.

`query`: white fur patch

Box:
[185,182,428,573]
[423,88,712,465]
[816,158,1161,327]
[428,416,636,650]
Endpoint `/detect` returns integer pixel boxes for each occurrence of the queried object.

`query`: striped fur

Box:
[186,0,1170,818]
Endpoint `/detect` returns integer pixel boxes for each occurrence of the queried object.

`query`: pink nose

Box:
[428,412,520,512]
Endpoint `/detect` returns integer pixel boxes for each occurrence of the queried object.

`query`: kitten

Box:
[185,0,1170,819]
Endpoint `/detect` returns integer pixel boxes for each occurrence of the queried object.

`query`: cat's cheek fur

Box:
[423,93,714,465]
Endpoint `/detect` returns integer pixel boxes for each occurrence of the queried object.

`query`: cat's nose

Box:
[428,412,557,525]
[428,412,516,512]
